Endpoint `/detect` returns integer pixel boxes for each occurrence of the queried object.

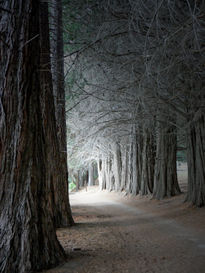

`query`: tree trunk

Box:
[104,156,110,190]
[153,123,181,199]
[98,158,106,190]
[75,170,80,191]
[50,0,74,227]
[126,143,133,194]
[93,162,98,182]
[83,170,89,188]
[140,127,155,195]
[186,112,205,206]
[0,1,65,272]
[121,144,128,191]
[79,169,84,188]
[135,130,144,195]
[88,162,94,186]
[131,129,141,195]
[112,142,122,191]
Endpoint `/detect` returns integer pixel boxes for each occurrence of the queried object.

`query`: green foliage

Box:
[68,176,76,191]
[62,0,96,52]
[177,150,187,162]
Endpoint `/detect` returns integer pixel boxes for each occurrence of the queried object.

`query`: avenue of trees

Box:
[65,0,205,206]
[0,0,205,273]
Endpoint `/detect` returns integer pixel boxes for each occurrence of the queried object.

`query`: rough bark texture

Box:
[126,143,133,194]
[136,131,143,194]
[0,1,65,272]
[131,131,138,195]
[112,143,122,191]
[140,127,155,195]
[186,112,205,207]
[153,123,181,199]
[120,145,128,191]
[50,0,74,226]
[105,156,111,190]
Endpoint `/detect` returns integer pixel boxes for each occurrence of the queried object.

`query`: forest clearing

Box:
[41,165,205,273]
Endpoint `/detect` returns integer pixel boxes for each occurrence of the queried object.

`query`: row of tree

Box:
[65,0,205,206]
[0,1,73,272]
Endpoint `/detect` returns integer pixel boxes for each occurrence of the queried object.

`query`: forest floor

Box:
[42,164,205,273]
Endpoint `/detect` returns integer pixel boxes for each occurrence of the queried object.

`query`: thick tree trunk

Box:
[93,162,98,182]
[75,170,80,191]
[50,0,74,227]
[83,170,89,188]
[126,143,133,194]
[112,142,122,191]
[78,169,84,188]
[140,127,155,195]
[88,162,94,186]
[186,112,205,207]
[135,131,143,194]
[153,123,181,199]
[0,1,65,272]
[131,131,138,195]
[105,156,111,190]
[98,158,106,190]
[120,145,128,191]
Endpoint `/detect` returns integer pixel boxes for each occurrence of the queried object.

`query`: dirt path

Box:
[42,185,205,273]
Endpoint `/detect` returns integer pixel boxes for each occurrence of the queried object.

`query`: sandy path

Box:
[42,186,205,273]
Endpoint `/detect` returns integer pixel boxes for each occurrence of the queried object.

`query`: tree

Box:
[153,122,181,199]
[50,0,74,226]
[0,1,66,272]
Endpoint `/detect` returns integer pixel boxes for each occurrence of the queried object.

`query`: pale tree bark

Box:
[120,145,128,191]
[97,159,102,189]
[0,1,65,272]
[126,143,133,194]
[104,156,111,190]
[131,128,141,195]
[131,134,138,195]
[49,0,74,226]
[112,142,122,191]
[88,162,94,186]
[98,158,106,190]
[136,130,143,194]
[153,122,181,199]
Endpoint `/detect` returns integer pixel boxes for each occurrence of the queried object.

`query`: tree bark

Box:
[88,162,94,186]
[186,112,205,207]
[120,144,128,191]
[112,142,122,191]
[0,1,65,272]
[98,158,106,190]
[79,169,84,188]
[126,143,133,194]
[136,130,144,194]
[153,123,181,199]
[50,0,74,227]
[131,136,138,195]
[140,127,155,195]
